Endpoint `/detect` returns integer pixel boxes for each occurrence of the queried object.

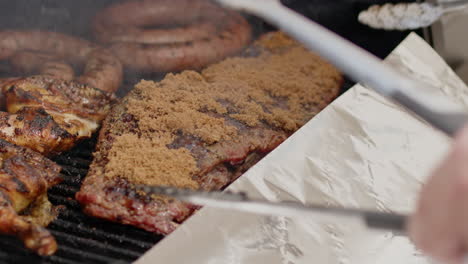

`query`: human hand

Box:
[408,125,468,264]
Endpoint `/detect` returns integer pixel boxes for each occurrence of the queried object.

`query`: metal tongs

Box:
[138,185,407,233]
[145,0,468,241]
[358,1,468,31]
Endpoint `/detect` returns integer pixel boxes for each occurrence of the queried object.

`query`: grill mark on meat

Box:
[11,176,29,194]
[166,133,211,170]
[214,91,292,131]
[214,99,239,115]
[0,188,12,205]
[105,178,154,205]
[28,110,54,130]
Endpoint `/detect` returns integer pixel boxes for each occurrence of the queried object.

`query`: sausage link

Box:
[10,52,75,81]
[93,0,252,73]
[0,30,123,93]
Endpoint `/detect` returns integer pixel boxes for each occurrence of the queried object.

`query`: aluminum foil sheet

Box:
[136,33,467,264]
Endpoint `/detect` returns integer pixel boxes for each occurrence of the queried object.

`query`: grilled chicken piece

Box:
[0,75,115,156]
[0,138,62,255]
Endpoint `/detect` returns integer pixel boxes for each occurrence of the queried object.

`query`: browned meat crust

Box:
[76,32,343,234]
[0,75,116,156]
[92,0,252,73]
[0,138,62,256]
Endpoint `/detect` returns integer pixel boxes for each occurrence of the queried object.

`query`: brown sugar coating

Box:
[104,133,199,189]
[76,31,343,234]
[103,32,342,187]
[129,75,239,145]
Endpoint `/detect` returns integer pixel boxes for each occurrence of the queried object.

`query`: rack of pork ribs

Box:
[76,31,344,235]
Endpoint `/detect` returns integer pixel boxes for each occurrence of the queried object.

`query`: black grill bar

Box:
[43,255,84,264]
[48,184,80,196]
[48,194,82,210]
[53,245,119,264]
[51,230,142,259]
[51,219,156,249]
[60,166,89,178]
[54,156,92,167]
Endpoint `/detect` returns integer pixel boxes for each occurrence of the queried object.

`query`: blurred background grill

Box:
[0,0,423,263]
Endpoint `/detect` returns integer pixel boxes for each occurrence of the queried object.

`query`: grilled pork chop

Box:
[76,32,343,234]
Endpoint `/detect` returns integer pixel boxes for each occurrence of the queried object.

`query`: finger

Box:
[452,126,468,262]
[409,215,461,262]
[408,124,468,262]
[454,124,468,143]
[408,159,462,261]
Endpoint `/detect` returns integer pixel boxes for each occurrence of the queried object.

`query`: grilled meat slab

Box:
[76,32,343,234]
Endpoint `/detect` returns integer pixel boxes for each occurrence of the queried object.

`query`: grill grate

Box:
[0,138,162,264]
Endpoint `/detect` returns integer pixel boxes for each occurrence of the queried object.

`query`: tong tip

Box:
[135,184,249,202]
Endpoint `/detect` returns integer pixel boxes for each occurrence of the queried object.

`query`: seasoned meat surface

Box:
[0,75,116,156]
[0,139,62,256]
[76,32,343,234]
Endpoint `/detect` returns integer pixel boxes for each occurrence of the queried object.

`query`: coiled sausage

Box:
[92,0,252,73]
